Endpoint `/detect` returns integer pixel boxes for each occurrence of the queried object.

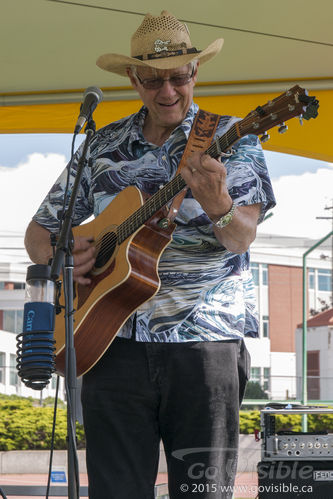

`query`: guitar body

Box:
[54,185,175,376]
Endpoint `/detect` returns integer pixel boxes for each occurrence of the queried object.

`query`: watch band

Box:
[211,202,236,228]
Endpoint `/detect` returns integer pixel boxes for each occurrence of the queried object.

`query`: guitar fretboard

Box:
[116,121,242,244]
[98,85,319,253]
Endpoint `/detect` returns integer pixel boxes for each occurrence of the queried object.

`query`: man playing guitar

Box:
[25,10,276,499]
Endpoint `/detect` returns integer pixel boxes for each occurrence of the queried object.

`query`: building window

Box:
[13,282,25,290]
[262,315,269,338]
[51,375,57,390]
[250,263,259,286]
[0,352,5,384]
[250,367,270,393]
[308,269,315,290]
[9,354,18,386]
[0,282,25,290]
[250,367,261,383]
[308,268,332,292]
[262,264,268,285]
[318,269,332,292]
[2,310,23,334]
[263,367,270,391]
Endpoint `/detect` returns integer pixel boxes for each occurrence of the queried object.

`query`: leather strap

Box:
[167,109,220,223]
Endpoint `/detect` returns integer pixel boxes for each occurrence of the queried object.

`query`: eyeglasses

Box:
[135,68,194,90]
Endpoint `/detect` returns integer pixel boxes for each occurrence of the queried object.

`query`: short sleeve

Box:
[32,143,94,232]
[224,133,276,223]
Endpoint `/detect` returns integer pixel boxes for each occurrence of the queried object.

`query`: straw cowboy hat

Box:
[96,10,224,76]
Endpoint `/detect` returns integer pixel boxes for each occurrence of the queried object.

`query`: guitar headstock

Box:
[240,85,319,141]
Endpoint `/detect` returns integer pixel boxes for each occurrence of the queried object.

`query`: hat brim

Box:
[96,38,224,76]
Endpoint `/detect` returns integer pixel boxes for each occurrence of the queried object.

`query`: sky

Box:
[0,133,332,240]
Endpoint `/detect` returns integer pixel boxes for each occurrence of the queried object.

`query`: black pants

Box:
[81,337,250,499]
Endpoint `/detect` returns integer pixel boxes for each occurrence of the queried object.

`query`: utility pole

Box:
[316,200,333,306]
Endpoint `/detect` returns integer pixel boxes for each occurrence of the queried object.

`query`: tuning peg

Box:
[278,123,288,134]
[260,133,270,143]
[299,115,304,125]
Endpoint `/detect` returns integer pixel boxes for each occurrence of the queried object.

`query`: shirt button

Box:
[162,155,166,161]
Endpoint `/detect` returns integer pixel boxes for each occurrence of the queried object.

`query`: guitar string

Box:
[95,115,242,256]
[93,91,295,263]
[94,121,237,264]
[93,91,294,264]
[92,91,300,264]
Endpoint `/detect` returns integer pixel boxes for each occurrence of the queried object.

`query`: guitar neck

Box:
[116,122,241,244]
[116,84,319,243]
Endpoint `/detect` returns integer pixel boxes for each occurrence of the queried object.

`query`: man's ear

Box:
[192,61,200,84]
[127,68,138,89]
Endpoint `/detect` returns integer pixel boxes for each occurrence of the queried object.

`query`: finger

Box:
[73,247,95,275]
[200,154,226,173]
[73,257,96,284]
[181,166,191,181]
[73,245,95,265]
[180,165,199,185]
[74,273,93,285]
[73,235,94,252]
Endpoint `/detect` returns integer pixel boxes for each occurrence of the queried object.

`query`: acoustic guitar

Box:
[54,85,319,376]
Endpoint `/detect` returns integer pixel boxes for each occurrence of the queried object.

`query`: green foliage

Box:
[42,396,66,409]
[239,410,261,434]
[239,410,333,434]
[0,395,85,451]
[244,381,268,399]
[2,394,333,449]
[308,413,333,433]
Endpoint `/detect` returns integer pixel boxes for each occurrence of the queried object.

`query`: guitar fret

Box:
[116,113,244,241]
[207,123,240,159]
[117,89,303,243]
[91,86,319,292]
[116,175,186,244]
[118,119,244,245]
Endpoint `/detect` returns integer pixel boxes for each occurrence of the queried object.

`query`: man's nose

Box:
[158,79,177,94]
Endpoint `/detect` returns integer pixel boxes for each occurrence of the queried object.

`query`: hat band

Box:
[134,47,201,61]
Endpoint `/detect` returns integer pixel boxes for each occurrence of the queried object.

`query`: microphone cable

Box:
[46,374,60,499]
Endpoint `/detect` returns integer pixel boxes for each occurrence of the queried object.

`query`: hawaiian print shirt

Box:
[33,103,276,342]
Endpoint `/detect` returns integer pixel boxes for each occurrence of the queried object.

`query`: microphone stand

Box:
[50,118,96,499]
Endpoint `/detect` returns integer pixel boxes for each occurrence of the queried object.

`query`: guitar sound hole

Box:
[94,231,117,269]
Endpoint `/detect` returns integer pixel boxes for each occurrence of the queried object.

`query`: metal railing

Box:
[244,374,333,404]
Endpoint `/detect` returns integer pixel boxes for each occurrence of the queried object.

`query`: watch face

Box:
[215,203,235,227]
[224,213,232,225]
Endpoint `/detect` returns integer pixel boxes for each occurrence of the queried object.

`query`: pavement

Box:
[0,471,259,498]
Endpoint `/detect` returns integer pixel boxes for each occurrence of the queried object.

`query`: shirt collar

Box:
[128,102,199,147]
[181,102,199,139]
[128,106,148,146]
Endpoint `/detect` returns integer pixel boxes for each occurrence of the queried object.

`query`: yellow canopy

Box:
[1,1,332,163]
[0,85,331,162]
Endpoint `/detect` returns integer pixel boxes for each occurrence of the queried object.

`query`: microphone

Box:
[16,265,56,390]
[74,86,103,134]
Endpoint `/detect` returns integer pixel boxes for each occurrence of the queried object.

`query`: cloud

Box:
[0,153,66,232]
[0,154,332,241]
[258,166,333,239]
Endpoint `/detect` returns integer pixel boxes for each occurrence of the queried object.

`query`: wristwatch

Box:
[211,202,236,228]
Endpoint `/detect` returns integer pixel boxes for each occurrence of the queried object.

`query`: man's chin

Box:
[159,110,185,128]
